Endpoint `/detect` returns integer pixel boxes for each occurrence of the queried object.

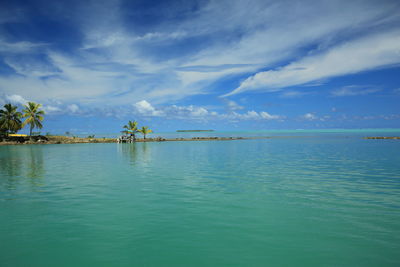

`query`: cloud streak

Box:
[225,30,400,96]
[331,85,380,97]
[1,0,399,107]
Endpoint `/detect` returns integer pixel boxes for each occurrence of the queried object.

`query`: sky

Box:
[0,0,400,134]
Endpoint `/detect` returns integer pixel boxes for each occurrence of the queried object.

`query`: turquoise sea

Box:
[1,130,400,266]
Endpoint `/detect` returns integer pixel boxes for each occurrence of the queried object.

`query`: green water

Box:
[1,134,400,266]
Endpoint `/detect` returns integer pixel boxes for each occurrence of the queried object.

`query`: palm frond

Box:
[21,102,45,136]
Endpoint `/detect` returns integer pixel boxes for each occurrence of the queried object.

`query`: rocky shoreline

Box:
[0,135,116,145]
[364,136,400,139]
[0,135,258,145]
[2,135,399,145]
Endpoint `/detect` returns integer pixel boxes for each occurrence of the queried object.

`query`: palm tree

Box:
[138,126,152,140]
[0,103,22,136]
[22,102,45,136]
[122,120,139,139]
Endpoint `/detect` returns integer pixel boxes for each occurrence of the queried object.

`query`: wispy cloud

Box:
[331,85,380,97]
[354,114,400,120]
[1,0,399,108]
[0,40,47,53]
[42,105,62,114]
[5,94,28,105]
[279,90,313,98]
[225,30,400,96]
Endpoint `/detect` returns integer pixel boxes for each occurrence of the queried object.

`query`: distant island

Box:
[176,130,214,132]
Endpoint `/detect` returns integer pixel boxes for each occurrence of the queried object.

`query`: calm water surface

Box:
[1,133,400,266]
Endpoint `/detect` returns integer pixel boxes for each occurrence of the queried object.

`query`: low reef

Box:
[364,136,400,139]
[0,135,266,145]
[0,135,116,145]
[2,135,399,145]
[176,130,214,132]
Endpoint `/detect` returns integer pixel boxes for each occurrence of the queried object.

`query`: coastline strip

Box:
[2,135,400,146]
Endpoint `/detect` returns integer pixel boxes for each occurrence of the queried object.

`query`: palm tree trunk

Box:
[30,124,33,137]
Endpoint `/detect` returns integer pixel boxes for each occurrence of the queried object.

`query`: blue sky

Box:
[0,0,400,134]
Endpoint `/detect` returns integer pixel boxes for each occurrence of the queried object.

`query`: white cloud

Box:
[42,105,61,114]
[0,40,47,53]
[221,110,284,121]
[4,55,58,77]
[303,113,335,122]
[5,94,28,105]
[260,111,282,120]
[164,105,211,119]
[133,100,216,119]
[1,0,399,109]
[357,114,400,120]
[241,111,259,120]
[134,100,165,116]
[302,113,318,120]
[331,85,380,97]
[131,100,283,121]
[189,107,209,117]
[225,100,244,111]
[186,0,399,67]
[24,102,82,116]
[280,90,310,98]
[67,104,80,113]
[225,30,400,96]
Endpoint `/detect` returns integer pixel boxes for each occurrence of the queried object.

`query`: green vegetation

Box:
[22,102,45,136]
[139,126,153,140]
[121,121,153,141]
[0,104,22,136]
[0,102,46,139]
[122,120,139,139]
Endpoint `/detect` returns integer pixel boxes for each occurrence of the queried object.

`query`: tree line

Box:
[122,120,152,139]
[1,102,153,140]
[0,102,45,137]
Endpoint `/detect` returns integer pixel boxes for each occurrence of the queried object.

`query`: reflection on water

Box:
[26,146,45,187]
[1,139,400,266]
[118,142,151,165]
[141,142,150,163]
[0,146,23,190]
[0,145,45,190]
[118,143,138,164]
[0,146,23,178]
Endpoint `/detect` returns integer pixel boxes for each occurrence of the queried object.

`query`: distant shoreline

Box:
[0,135,276,145]
[176,130,214,132]
[1,135,399,146]
[364,136,400,139]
